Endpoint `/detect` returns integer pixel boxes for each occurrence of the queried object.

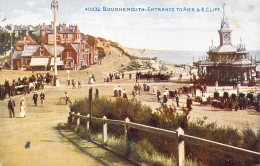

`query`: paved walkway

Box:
[0,86,134,166]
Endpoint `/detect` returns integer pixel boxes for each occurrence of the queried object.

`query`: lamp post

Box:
[67,70,70,86]
[51,0,59,86]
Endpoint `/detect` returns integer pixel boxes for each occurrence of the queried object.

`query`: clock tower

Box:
[218,4,232,45]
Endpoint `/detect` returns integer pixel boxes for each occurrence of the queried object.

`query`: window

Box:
[40,46,44,56]
[15,31,18,37]
[63,34,67,39]
[67,52,71,57]
[80,60,83,66]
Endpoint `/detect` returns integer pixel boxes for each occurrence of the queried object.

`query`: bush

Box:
[69,97,260,166]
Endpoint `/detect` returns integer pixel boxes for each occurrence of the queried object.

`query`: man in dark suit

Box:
[33,92,38,106]
[8,96,15,118]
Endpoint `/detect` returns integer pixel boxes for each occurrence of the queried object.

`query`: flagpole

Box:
[51,0,59,86]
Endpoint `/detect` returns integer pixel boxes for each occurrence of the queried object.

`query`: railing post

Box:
[103,116,107,145]
[76,112,80,132]
[86,114,91,141]
[125,117,130,157]
[177,127,185,166]
[71,112,75,130]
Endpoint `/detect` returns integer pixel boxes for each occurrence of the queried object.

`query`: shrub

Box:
[69,97,260,166]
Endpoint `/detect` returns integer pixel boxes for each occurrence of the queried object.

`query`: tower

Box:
[218,4,232,45]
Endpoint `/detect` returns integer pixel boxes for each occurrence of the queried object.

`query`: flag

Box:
[2,17,6,22]
[233,20,240,29]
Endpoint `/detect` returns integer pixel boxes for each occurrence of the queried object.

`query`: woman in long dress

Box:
[20,97,27,117]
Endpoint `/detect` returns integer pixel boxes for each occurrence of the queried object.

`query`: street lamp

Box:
[51,0,59,86]
[67,70,70,86]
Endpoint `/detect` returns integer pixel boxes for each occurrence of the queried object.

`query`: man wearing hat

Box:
[8,96,15,118]
[33,92,38,106]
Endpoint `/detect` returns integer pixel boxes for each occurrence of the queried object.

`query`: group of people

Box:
[70,78,82,89]
[7,91,45,118]
[104,72,125,83]
[113,86,127,98]
[1,72,52,101]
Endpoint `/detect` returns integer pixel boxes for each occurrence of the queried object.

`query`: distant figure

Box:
[129,73,132,79]
[153,85,157,95]
[65,92,72,105]
[147,83,150,92]
[137,84,141,95]
[163,90,168,104]
[8,96,15,118]
[123,89,127,99]
[33,92,38,106]
[40,92,45,105]
[157,91,161,103]
[186,95,192,111]
[20,97,27,117]
[95,88,99,98]
[176,96,179,107]
[72,79,76,89]
[78,78,82,89]
[114,86,118,97]
[118,86,122,96]
[132,88,136,99]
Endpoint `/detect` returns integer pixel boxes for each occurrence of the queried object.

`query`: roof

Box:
[233,59,253,65]
[29,58,49,67]
[22,45,40,57]
[50,57,64,66]
[71,43,80,53]
[12,50,23,60]
[43,45,64,56]
[211,44,237,53]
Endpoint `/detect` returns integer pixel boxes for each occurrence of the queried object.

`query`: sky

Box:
[0,0,260,51]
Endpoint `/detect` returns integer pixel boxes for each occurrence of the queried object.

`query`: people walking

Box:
[95,88,99,98]
[163,90,168,104]
[20,97,27,117]
[114,86,118,97]
[123,89,127,99]
[8,96,15,118]
[33,92,38,106]
[132,88,136,99]
[40,92,45,105]
[176,95,179,107]
[78,78,82,89]
[65,92,72,105]
[118,86,122,96]
[157,91,161,103]
[153,85,157,95]
[186,95,192,111]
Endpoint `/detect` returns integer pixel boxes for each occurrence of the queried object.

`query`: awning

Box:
[30,58,49,67]
[50,57,64,66]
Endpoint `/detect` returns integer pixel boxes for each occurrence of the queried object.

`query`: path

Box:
[0,85,135,166]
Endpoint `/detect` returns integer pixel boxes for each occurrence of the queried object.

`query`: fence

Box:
[69,112,260,166]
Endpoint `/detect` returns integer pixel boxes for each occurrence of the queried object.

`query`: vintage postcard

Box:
[0,0,259,166]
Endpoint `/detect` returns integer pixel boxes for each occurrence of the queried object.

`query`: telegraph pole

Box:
[51,0,59,86]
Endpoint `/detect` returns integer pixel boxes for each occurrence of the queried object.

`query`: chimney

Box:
[59,23,62,31]
[63,22,66,29]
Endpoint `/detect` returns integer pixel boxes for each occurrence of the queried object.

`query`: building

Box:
[40,23,82,45]
[194,5,258,86]
[11,35,38,70]
[10,22,99,70]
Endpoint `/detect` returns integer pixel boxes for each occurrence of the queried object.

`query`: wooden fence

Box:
[69,112,260,166]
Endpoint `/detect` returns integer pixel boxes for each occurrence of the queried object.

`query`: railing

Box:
[69,112,260,166]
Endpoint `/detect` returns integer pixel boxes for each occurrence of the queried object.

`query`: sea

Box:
[139,50,260,71]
